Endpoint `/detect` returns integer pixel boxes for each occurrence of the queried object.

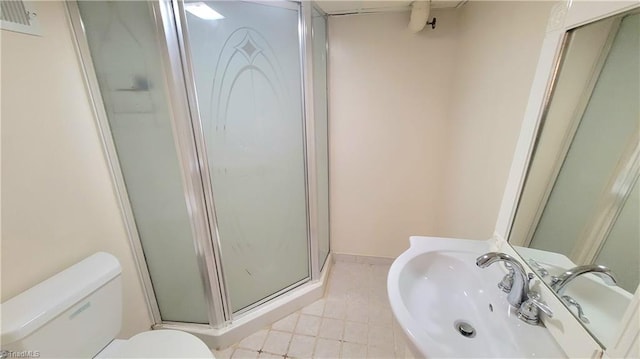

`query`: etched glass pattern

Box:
[185,1,309,312]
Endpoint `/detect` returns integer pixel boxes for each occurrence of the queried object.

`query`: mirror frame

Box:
[492,1,640,358]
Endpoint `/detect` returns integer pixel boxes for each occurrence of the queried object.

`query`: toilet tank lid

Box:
[1,252,121,344]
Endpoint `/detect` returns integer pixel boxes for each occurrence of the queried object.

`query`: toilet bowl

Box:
[96,330,213,358]
[0,252,214,358]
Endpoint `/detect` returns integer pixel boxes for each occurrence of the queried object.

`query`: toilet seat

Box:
[97,329,214,358]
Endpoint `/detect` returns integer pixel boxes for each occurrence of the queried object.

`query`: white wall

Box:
[328,10,459,257]
[436,1,554,239]
[328,1,554,257]
[0,1,152,337]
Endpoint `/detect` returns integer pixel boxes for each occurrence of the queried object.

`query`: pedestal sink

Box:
[387,236,566,358]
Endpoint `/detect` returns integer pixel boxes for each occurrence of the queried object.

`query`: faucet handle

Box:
[527,258,549,277]
[498,262,515,293]
[562,295,589,323]
[528,291,553,317]
[517,291,553,325]
[498,265,534,293]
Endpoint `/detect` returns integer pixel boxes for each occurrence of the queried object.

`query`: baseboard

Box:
[332,252,396,265]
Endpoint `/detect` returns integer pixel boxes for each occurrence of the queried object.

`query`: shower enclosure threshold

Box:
[153,255,333,350]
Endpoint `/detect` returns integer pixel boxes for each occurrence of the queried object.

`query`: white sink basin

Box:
[515,246,633,348]
[388,236,566,358]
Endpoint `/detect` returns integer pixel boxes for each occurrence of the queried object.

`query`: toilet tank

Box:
[1,252,123,358]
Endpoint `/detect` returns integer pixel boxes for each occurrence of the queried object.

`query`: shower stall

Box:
[66,0,329,347]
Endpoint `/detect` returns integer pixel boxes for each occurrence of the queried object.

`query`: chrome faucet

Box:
[476,252,553,325]
[550,264,617,295]
[476,252,530,308]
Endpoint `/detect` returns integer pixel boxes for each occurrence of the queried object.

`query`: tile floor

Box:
[212,260,411,359]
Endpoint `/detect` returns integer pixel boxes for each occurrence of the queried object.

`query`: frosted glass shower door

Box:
[184,1,309,312]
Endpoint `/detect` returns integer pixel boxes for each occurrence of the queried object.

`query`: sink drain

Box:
[454,320,476,338]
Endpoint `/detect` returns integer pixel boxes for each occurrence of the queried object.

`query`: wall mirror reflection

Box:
[509,8,639,350]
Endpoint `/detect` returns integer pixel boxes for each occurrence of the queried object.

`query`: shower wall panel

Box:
[77,1,209,323]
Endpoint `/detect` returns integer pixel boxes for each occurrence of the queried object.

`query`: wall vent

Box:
[1,1,41,36]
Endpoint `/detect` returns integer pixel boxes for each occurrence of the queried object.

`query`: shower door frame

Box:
[310,1,332,271]
[66,0,330,330]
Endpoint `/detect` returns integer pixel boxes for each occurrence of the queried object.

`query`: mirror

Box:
[508,8,639,349]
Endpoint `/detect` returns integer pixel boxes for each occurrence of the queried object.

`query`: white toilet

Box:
[1,252,214,358]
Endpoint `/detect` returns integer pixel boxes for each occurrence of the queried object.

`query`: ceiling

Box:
[315,1,467,15]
